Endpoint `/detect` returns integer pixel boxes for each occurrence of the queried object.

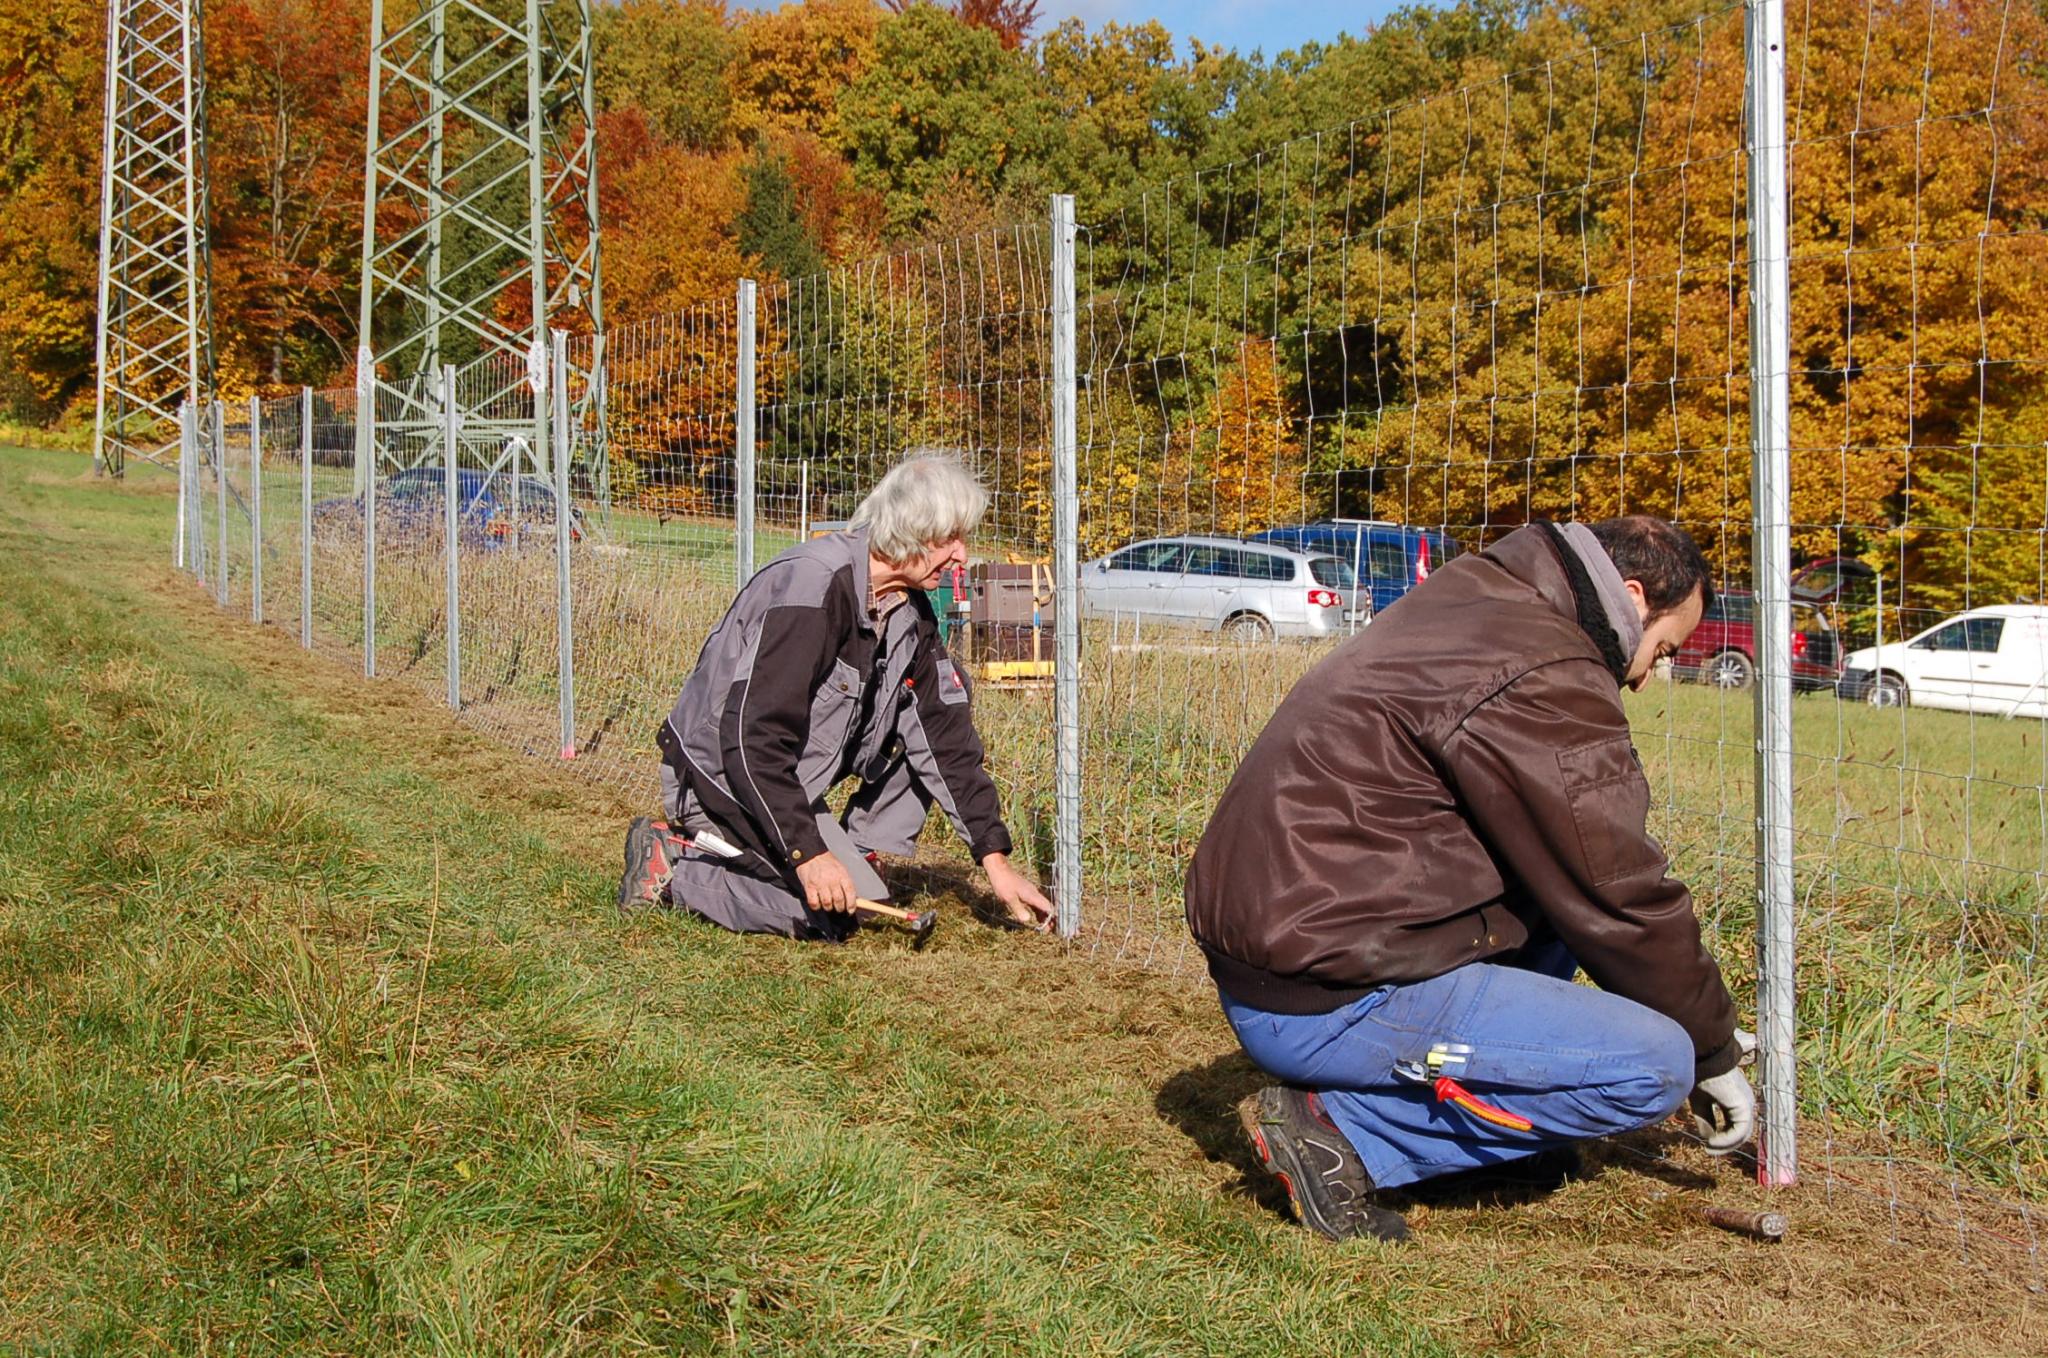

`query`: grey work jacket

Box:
[657,529,1012,883]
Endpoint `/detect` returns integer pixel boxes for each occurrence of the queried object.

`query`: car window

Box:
[1241,552,1294,582]
[1795,563,1842,597]
[1708,593,1756,625]
[1916,621,1969,651]
[1965,617,2006,652]
[1366,539,1408,580]
[1108,542,1185,572]
[388,470,436,499]
[1308,557,1355,588]
[1185,546,1247,578]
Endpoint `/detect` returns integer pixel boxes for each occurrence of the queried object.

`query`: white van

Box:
[1836,605,2048,717]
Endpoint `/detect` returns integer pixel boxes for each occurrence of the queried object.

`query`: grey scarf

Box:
[1558,521,1644,665]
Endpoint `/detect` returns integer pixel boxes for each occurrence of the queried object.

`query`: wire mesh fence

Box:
[161,0,2048,1281]
[1786,0,2048,1264]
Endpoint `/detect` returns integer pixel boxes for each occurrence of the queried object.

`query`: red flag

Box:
[1415,535,1432,583]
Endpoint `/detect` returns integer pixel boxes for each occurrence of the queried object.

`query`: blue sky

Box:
[1037,0,1412,59]
[727,2,1419,60]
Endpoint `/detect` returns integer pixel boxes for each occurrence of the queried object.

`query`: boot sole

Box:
[1238,1089,1411,1244]
[1239,1091,1349,1241]
[618,816,673,912]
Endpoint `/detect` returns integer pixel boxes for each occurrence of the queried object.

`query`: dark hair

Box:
[1588,516,1715,618]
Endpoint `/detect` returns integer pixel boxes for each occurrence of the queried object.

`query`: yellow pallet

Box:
[976,659,1055,685]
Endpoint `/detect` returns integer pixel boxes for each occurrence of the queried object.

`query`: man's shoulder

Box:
[745,539,860,612]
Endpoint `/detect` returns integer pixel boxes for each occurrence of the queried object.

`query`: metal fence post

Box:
[735,278,757,587]
[176,400,191,571]
[359,373,378,678]
[191,402,205,582]
[551,329,576,759]
[213,399,228,608]
[1744,0,1798,1189]
[1050,193,1082,939]
[442,365,462,710]
[249,395,263,625]
[301,387,313,649]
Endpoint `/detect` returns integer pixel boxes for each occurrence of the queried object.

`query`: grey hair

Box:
[850,450,990,563]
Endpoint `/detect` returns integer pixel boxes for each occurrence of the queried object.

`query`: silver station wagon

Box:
[1081,535,1366,641]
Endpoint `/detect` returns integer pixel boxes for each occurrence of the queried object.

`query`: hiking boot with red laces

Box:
[618,815,684,911]
[1240,1085,1411,1243]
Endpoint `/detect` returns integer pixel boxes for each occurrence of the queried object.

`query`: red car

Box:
[1672,590,1843,691]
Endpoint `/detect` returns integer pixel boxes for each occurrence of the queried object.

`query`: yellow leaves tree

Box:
[1205,337,1297,537]
[1569,0,2048,587]
[727,0,880,144]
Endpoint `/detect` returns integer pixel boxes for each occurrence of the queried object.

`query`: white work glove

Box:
[1690,1027,1758,1155]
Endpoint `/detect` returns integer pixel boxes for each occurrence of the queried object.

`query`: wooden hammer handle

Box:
[855,897,917,922]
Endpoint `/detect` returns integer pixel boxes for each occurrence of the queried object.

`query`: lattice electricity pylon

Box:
[352,0,603,488]
[92,0,218,479]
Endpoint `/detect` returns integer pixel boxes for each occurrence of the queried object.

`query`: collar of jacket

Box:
[1482,524,1631,686]
[1557,521,1645,663]
[844,526,884,635]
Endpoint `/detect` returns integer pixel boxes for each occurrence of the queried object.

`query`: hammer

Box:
[856,897,937,945]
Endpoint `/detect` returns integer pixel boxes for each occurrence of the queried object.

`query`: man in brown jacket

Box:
[1185,517,1754,1243]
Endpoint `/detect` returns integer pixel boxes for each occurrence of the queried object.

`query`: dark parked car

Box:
[313,468,584,549]
[1672,590,1841,690]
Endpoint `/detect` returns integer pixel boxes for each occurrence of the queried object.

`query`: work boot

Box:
[618,815,684,912]
[1240,1085,1411,1243]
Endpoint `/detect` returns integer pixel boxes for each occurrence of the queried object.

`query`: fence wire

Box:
[165,0,2048,1281]
[1788,0,2048,1265]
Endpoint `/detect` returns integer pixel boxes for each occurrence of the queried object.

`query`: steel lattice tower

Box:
[92,0,217,479]
[353,0,603,487]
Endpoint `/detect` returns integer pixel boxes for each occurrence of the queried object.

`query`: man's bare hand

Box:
[982,852,1054,932]
[796,854,859,913]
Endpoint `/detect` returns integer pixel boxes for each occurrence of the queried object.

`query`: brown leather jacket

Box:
[1185,524,1740,1079]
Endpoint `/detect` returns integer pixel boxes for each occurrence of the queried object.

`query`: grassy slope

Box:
[0,446,2039,1356]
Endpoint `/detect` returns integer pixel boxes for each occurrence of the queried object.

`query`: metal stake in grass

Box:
[1699,1205,1788,1241]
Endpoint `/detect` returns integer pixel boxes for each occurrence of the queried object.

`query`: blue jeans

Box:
[1219,941,1693,1189]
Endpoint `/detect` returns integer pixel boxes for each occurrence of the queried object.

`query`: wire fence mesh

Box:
[161,0,2048,1281]
[1786,0,2048,1264]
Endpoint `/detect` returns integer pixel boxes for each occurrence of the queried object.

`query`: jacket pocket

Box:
[1556,736,1664,886]
[807,659,860,751]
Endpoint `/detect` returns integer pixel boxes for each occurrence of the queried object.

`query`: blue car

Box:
[1250,520,1460,615]
[313,468,584,550]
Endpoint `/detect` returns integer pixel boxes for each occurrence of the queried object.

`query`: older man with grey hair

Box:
[619,451,1055,940]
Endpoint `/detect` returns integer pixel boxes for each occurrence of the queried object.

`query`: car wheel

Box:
[1868,673,1908,708]
[1222,612,1274,644]
[1708,650,1755,690]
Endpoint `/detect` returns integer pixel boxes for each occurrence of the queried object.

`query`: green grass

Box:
[7,445,2044,1355]
[0,449,1467,1352]
[230,443,2048,1197]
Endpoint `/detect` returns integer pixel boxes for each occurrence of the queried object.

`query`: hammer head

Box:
[906,909,938,947]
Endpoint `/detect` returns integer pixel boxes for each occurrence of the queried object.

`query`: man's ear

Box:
[1623,578,1651,625]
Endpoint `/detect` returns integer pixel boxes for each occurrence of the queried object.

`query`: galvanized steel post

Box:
[300,387,313,649]
[213,399,227,608]
[736,278,757,588]
[1050,194,1082,939]
[177,400,191,570]
[552,330,576,759]
[249,396,263,624]
[442,365,462,710]
[1745,0,1798,1189]
[362,376,378,678]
